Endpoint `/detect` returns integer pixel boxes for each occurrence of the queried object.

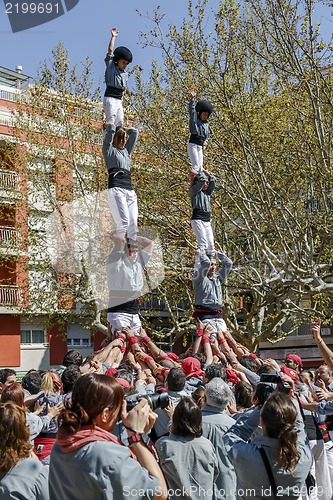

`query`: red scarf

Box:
[57,425,136,459]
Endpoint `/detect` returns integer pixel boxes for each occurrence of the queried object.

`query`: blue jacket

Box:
[189,172,216,219]
[49,440,157,500]
[192,252,232,310]
[188,99,209,145]
[0,459,49,500]
[104,54,128,91]
[202,406,237,500]
[223,406,312,499]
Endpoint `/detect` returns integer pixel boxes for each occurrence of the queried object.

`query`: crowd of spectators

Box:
[0,319,332,499]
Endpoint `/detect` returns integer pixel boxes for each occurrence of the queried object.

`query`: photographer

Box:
[49,373,167,500]
[223,384,312,499]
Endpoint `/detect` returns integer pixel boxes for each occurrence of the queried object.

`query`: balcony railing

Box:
[0,115,13,127]
[0,285,22,306]
[0,226,20,247]
[0,170,19,191]
[0,89,19,102]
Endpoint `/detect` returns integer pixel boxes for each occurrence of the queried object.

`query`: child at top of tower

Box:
[187,88,213,173]
[103,27,133,127]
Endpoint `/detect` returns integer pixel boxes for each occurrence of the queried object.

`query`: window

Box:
[67,324,92,348]
[20,329,45,345]
[67,338,91,347]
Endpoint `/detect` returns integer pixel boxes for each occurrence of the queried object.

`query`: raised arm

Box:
[107,27,118,56]
[102,124,116,161]
[192,252,211,285]
[125,128,138,155]
[189,171,207,197]
[188,89,199,135]
[205,172,216,196]
[202,328,214,366]
[311,320,333,370]
[216,251,233,283]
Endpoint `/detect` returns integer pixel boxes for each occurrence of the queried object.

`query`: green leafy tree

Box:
[129,0,333,348]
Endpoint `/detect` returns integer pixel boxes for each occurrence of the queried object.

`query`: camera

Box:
[260,373,292,394]
[125,391,170,411]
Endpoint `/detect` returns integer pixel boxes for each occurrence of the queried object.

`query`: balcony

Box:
[0,170,19,190]
[0,89,20,102]
[0,170,20,202]
[0,285,22,306]
[0,226,20,253]
[0,114,13,127]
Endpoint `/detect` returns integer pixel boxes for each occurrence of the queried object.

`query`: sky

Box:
[0,0,193,90]
[0,0,332,94]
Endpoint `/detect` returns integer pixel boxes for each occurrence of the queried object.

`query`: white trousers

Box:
[103,96,124,127]
[202,318,227,333]
[324,440,333,490]
[108,187,138,239]
[107,312,141,334]
[191,219,214,253]
[187,143,203,172]
[301,439,332,500]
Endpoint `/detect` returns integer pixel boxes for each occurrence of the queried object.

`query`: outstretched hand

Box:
[310,319,321,343]
[189,88,196,99]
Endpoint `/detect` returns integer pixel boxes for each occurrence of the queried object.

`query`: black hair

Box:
[21,371,42,395]
[0,369,16,384]
[205,364,226,382]
[195,99,213,116]
[234,381,253,409]
[61,365,81,394]
[172,397,202,438]
[113,46,133,64]
[62,350,83,368]
[167,368,186,392]
[253,383,274,407]
[239,356,259,373]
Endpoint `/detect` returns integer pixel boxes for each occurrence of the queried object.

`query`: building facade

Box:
[0,65,105,372]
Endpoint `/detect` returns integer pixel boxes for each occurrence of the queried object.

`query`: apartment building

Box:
[0,65,105,372]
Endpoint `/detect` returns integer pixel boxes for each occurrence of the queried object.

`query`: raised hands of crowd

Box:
[191,319,263,384]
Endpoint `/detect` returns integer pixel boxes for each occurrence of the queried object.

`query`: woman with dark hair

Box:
[234,381,253,413]
[49,373,167,500]
[192,386,206,409]
[156,396,218,500]
[0,402,49,499]
[223,393,312,499]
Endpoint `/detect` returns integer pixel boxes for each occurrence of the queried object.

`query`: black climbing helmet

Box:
[195,99,213,117]
[113,46,133,64]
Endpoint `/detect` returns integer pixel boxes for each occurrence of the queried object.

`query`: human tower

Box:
[102,27,233,338]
